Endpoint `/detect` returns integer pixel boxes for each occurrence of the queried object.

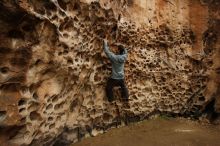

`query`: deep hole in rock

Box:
[46,104,53,110]
[0,67,9,74]
[67,59,73,64]
[57,0,67,10]
[51,15,58,21]
[54,102,65,110]
[33,92,39,100]
[34,59,42,66]
[111,24,118,33]
[20,117,26,123]
[199,96,205,101]
[30,111,42,121]
[18,99,26,106]
[70,99,78,112]
[73,2,80,10]
[19,108,25,113]
[49,123,55,129]
[43,1,57,11]
[48,117,53,121]
[52,95,59,102]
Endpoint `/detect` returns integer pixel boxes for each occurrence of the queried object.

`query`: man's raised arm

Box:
[103,39,117,61]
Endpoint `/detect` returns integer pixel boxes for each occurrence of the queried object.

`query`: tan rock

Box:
[0,0,219,145]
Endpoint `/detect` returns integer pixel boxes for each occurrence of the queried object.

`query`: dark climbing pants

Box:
[106,78,129,102]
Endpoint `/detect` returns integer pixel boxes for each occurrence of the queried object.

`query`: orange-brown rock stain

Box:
[189,0,209,59]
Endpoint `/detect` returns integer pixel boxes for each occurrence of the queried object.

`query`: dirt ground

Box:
[72,118,220,146]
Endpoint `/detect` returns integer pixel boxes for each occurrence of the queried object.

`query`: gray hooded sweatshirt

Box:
[103,41,128,79]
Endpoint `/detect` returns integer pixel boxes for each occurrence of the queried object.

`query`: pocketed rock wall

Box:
[0,0,219,145]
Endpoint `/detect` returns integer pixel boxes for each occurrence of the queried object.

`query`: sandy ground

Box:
[72,118,220,146]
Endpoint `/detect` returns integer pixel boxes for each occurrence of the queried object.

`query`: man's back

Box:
[103,40,127,79]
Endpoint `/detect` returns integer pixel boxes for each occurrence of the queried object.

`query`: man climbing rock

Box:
[103,39,129,102]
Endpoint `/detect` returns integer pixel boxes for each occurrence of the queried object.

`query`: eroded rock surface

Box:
[0,0,219,145]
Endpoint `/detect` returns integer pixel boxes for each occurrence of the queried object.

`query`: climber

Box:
[103,39,129,102]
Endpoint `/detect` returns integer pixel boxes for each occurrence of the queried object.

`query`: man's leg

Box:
[119,79,129,101]
[106,78,115,102]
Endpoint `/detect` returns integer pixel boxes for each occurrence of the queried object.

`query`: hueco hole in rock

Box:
[0,0,220,146]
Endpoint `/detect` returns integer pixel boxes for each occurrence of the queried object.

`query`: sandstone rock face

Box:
[0,0,219,145]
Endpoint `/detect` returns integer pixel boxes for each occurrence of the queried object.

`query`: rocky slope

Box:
[0,0,219,145]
